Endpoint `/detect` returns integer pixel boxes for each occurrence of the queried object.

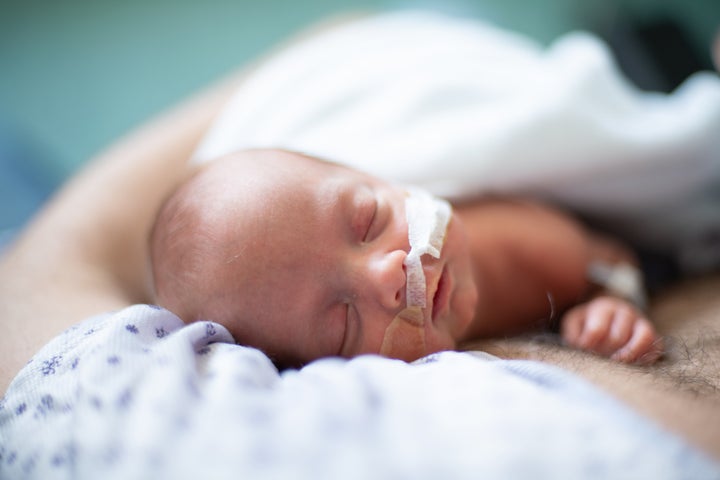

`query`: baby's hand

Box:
[560,296,663,365]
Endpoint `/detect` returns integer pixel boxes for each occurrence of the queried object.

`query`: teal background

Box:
[0,0,718,229]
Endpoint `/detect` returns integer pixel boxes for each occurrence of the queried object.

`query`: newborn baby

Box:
[149,149,663,367]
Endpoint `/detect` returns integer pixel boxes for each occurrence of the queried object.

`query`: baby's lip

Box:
[429,265,451,323]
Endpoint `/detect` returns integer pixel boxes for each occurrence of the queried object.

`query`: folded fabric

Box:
[194,11,720,273]
[1,304,718,479]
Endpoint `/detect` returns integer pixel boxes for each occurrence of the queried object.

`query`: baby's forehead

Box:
[192,151,391,242]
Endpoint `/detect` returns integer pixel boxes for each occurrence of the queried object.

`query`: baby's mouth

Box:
[431,266,451,323]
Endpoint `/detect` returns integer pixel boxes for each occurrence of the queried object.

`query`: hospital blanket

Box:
[2,304,718,479]
[194,11,720,273]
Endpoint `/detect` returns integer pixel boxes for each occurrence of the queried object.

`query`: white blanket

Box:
[195,11,720,273]
[2,305,718,479]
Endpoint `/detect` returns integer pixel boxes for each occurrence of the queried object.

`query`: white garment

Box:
[195,11,720,272]
[1,304,717,479]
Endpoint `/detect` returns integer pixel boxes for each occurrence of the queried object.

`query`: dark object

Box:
[603,16,714,93]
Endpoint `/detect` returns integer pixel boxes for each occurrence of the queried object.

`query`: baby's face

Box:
[185,151,478,365]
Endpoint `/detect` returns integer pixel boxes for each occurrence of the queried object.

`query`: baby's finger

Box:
[577,305,613,351]
[612,319,659,364]
[596,307,634,357]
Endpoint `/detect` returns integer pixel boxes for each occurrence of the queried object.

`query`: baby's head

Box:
[150,149,477,366]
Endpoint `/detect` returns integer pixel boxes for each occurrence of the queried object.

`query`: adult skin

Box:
[0,61,232,391]
[466,275,720,459]
[1,17,719,462]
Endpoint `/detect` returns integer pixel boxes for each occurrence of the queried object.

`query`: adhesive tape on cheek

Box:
[404,187,452,309]
[379,306,426,361]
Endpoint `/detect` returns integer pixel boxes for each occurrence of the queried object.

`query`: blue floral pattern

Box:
[0,304,238,478]
[40,356,61,376]
[2,302,715,479]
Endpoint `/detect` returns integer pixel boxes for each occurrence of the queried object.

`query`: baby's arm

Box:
[456,199,663,364]
[560,234,663,364]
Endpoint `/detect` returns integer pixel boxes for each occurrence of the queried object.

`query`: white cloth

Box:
[1,304,718,479]
[194,11,720,273]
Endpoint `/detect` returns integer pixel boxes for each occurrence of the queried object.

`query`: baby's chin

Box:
[415,330,460,362]
[424,298,474,354]
[447,264,479,341]
[153,289,184,318]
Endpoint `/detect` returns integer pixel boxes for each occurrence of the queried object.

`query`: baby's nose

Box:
[366,250,407,310]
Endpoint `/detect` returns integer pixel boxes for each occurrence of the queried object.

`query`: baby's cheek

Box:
[379,307,427,362]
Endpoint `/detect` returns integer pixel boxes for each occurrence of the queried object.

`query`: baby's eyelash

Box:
[362,200,378,242]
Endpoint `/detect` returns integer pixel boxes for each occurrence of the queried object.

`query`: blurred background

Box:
[1,0,718,234]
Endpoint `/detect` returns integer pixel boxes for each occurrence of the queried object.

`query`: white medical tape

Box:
[379,187,452,361]
[403,187,452,308]
[587,261,647,310]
